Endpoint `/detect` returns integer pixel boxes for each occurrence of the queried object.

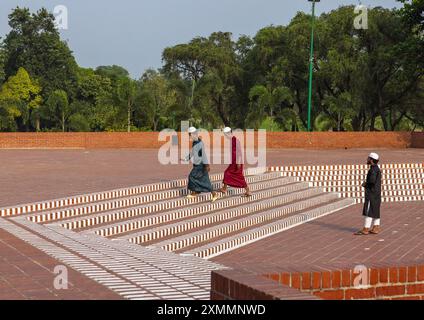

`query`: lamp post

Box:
[307,0,319,132]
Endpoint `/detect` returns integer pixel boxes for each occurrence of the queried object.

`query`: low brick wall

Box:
[0,132,422,149]
[211,265,424,300]
[412,132,424,148]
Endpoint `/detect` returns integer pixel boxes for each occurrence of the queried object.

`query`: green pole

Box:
[307,0,316,132]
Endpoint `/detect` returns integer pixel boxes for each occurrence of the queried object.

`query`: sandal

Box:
[354,228,370,236]
[370,226,381,235]
[241,193,252,198]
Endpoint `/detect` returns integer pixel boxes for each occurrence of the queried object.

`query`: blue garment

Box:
[187,140,213,193]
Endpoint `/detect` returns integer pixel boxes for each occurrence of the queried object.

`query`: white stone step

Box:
[271,163,423,172]
[147,193,341,252]
[82,180,309,237]
[181,198,355,259]
[320,185,423,193]
[284,173,424,180]
[0,167,268,217]
[115,187,325,244]
[309,179,424,187]
[29,173,287,224]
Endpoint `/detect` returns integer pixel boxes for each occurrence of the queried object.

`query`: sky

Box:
[0,0,402,78]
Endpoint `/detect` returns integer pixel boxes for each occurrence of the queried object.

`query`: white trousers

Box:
[365,217,381,229]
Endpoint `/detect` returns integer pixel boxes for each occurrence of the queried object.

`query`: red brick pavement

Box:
[212,202,424,274]
[0,148,422,207]
[0,228,121,300]
[0,148,422,300]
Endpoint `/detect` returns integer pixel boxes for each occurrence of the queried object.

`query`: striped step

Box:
[271,163,423,171]
[9,216,225,300]
[281,167,423,173]
[0,167,268,217]
[146,193,340,252]
[181,198,355,259]
[292,174,424,182]
[319,185,423,193]
[309,179,424,187]
[29,173,287,224]
[114,187,324,244]
[282,171,423,178]
[82,180,309,237]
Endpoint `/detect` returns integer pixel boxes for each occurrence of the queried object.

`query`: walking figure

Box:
[183,127,219,203]
[218,127,251,197]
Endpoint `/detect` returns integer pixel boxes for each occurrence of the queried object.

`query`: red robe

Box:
[223,136,247,188]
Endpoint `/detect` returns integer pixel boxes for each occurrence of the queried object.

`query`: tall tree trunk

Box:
[127,98,131,133]
[62,110,65,132]
[361,111,367,131]
[370,113,376,131]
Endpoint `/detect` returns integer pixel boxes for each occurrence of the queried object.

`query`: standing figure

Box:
[219,127,251,197]
[354,153,382,235]
[184,127,219,203]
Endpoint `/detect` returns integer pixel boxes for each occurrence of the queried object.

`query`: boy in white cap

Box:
[354,152,382,235]
[183,127,219,203]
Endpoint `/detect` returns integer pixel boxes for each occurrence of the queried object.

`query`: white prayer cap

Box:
[188,127,197,134]
[368,152,380,161]
[223,127,232,134]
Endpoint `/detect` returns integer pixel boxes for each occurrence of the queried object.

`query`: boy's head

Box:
[367,152,380,165]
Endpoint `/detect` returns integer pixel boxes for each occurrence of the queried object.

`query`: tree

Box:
[137,70,177,131]
[163,32,243,127]
[116,77,137,132]
[0,44,5,85]
[2,7,78,98]
[40,90,72,132]
[0,67,42,131]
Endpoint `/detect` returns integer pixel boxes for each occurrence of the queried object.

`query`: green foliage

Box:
[0,4,422,132]
[2,7,78,98]
[0,67,42,131]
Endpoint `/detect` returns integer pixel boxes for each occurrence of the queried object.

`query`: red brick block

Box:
[312,272,321,290]
[342,270,351,287]
[406,284,424,295]
[345,288,376,300]
[302,272,311,290]
[269,274,280,282]
[376,285,406,297]
[291,273,301,289]
[280,273,291,286]
[407,266,417,283]
[322,272,331,289]
[314,290,344,300]
[331,271,342,289]
[398,267,407,282]
[418,266,424,282]
[379,268,389,284]
[369,269,379,285]
[389,267,399,283]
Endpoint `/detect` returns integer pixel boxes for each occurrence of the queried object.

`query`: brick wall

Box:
[264,265,424,300]
[0,132,422,149]
[412,132,424,148]
[211,265,424,300]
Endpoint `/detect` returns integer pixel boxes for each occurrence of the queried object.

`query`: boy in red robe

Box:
[219,127,251,197]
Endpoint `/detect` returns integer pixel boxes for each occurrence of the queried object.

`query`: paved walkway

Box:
[0,148,422,207]
[0,226,121,300]
[0,148,422,300]
[212,202,424,273]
